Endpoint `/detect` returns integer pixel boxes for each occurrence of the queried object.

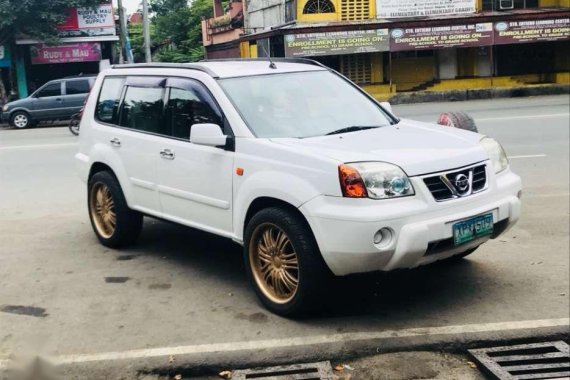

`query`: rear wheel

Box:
[10,111,32,129]
[69,114,80,135]
[88,171,143,248]
[437,112,478,133]
[244,207,330,317]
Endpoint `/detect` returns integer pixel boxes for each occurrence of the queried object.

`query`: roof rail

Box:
[201,57,328,69]
[110,63,219,78]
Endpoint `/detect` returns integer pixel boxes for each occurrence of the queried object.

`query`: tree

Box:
[149,0,214,63]
[0,0,104,44]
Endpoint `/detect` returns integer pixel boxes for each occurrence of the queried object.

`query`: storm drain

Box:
[231,361,334,380]
[468,341,570,380]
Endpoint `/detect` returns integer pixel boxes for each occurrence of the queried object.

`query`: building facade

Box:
[13,2,118,98]
[203,0,569,98]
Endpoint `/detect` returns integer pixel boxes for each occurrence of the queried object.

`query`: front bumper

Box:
[0,111,8,124]
[300,164,522,276]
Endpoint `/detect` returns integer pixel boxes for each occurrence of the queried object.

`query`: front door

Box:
[156,78,234,235]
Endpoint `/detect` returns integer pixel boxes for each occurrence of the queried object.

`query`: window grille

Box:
[340,0,370,20]
[340,54,371,84]
[303,0,335,13]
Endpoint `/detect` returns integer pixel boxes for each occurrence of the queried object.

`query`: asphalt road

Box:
[0,96,568,371]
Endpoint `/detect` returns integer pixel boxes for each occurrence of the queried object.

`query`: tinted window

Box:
[36,83,61,98]
[96,77,125,124]
[66,79,91,95]
[165,85,223,139]
[119,86,164,134]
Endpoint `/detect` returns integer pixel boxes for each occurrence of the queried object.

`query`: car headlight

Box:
[2,105,8,112]
[339,162,414,199]
[480,137,509,173]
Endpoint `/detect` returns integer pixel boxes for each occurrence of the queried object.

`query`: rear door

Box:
[63,78,92,118]
[30,81,65,120]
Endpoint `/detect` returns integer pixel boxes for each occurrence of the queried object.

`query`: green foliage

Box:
[0,0,103,44]
[148,0,213,63]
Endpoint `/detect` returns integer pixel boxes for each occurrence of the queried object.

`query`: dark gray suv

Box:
[1,75,96,128]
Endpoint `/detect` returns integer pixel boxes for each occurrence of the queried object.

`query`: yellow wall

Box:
[390,56,435,91]
[370,53,383,83]
[297,0,376,23]
[240,42,250,58]
[539,0,570,6]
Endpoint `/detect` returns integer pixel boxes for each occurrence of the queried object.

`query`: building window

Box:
[482,0,538,11]
[303,0,335,14]
[340,0,370,20]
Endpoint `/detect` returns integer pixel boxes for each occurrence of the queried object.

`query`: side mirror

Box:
[380,102,393,114]
[190,123,228,148]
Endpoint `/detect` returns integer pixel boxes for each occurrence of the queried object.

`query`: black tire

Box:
[244,207,331,317]
[69,114,80,136]
[88,171,143,248]
[437,112,478,133]
[10,111,32,129]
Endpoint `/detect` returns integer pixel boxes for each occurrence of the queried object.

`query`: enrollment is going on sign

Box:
[390,23,494,51]
[285,29,389,57]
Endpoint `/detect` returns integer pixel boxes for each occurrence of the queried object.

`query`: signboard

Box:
[390,23,493,51]
[57,4,115,38]
[30,43,102,65]
[285,29,389,57]
[377,0,476,19]
[494,18,570,45]
[0,45,10,68]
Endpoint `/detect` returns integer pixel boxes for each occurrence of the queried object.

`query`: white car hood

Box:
[270,119,488,176]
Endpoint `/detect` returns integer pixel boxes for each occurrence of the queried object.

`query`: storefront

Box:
[14,3,118,98]
[0,45,12,103]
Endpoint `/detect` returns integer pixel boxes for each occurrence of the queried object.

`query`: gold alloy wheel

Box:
[89,183,117,239]
[249,223,300,304]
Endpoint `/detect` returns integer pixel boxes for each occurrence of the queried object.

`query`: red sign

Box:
[390,23,494,51]
[494,18,570,45]
[30,43,102,65]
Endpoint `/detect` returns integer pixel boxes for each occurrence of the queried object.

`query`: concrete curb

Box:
[389,84,570,105]
[33,318,568,378]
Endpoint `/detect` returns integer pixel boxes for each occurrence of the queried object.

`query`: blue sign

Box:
[0,45,11,68]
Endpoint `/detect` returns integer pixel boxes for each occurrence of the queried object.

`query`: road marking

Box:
[476,113,569,122]
[1,318,557,366]
[0,143,77,151]
[508,154,547,159]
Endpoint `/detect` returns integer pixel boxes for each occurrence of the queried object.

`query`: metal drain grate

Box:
[468,341,570,380]
[231,361,334,380]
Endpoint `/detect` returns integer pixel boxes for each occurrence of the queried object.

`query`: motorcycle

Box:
[69,107,83,136]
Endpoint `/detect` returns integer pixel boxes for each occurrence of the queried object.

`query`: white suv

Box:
[76,59,522,316]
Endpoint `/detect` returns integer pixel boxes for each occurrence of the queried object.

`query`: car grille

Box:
[423,164,487,201]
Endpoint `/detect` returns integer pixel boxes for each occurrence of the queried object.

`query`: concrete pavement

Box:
[0,95,568,378]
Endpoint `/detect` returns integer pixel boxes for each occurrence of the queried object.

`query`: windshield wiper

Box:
[326,125,381,136]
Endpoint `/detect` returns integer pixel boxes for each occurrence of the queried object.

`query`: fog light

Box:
[374,228,393,247]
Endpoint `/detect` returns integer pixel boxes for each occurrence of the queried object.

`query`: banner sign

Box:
[390,23,493,51]
[30,43,102,65]
[285,29,389,57]
[494,18,570,45]
[377,0,476,19]
[57,4,115,37]
[0,45,11,68]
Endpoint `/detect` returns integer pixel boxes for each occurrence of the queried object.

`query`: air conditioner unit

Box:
[499,0,514,10]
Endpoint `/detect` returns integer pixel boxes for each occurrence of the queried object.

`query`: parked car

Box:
[75,59,522,316]
[1,75,96,128]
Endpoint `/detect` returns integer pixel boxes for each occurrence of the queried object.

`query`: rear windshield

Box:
[218,70,393,138]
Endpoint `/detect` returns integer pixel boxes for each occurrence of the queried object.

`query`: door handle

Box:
[55,98,63,102]
[160,149,175,160]
[109,137,121,147]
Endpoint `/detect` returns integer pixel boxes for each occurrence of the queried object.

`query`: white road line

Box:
[0,143,77,151]
[508,154,547,159]
[16,318,560,365]
[476,113,569,122]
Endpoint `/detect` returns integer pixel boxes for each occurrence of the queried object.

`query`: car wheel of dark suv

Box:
[10,111,32,129]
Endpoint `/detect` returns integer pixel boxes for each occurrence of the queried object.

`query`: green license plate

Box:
[453,213,494,246]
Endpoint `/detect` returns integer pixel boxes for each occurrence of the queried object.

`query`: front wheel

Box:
[69,114,80,136]
[244,207,330,317]
[88,171,143,248]
[10,111,32,129]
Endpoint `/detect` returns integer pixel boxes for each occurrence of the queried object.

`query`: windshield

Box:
[218,70,394,138]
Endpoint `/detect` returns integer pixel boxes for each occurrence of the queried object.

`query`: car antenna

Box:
[261,44,277,69]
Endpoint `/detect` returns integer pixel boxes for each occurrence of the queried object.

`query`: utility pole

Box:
[116,0,129,64]
[142,0,152,63]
